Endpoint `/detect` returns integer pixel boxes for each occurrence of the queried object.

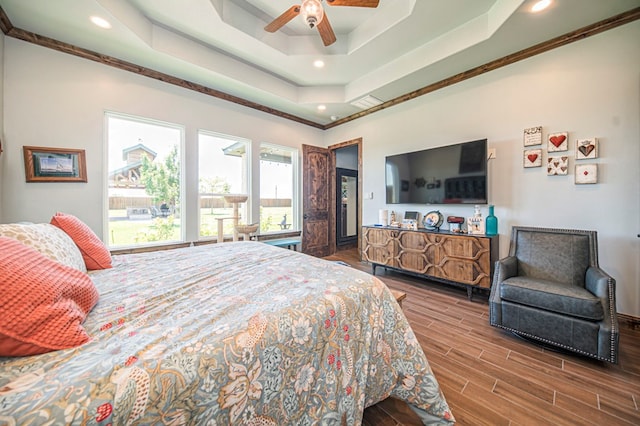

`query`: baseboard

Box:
[618,313,640,329]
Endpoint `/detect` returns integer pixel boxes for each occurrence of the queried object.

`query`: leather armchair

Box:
[489,226,619,363]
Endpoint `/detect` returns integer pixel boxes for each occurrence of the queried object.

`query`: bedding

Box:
[0,241,453,425]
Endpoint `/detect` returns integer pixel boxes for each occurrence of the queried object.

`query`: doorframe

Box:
[328,138,362,255]
[335,167,359,248]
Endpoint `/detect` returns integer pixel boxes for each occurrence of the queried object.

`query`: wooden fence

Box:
[109,196,292,209]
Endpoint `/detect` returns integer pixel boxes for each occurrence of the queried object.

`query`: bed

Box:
[1,223,453,425]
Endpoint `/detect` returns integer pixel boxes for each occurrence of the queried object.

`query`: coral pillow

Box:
[0,237,99,356]
[50,212,112,270]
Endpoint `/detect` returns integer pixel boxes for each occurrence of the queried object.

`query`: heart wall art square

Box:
[524,149,543,168]
[523,126,542,146]
[547,156,569,176]
[575,163,598,184]
[548,131,568,152]
[576,138,598,159]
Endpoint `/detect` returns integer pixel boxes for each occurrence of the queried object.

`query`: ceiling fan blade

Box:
[317,14,337,46]
[326,0,379,7]
[264,5,301,33]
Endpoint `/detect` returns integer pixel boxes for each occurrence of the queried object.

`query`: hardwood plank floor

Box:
[324,249,640,425]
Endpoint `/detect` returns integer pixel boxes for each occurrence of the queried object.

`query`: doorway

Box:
[332,142,361,252]
[301,139,361,257]
[336,167,358,247]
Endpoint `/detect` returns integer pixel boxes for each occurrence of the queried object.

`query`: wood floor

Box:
[324,249,640,426]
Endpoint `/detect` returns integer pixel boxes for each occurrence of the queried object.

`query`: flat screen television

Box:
[385,138,487,204]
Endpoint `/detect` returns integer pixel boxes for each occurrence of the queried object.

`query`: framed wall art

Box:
[23,146,88,182]
[548,132,568,152]
[523,126,542,146]
[523,149,542,168]
[575,163,598,184]
[547,156,569,176]
[576,138,598,160]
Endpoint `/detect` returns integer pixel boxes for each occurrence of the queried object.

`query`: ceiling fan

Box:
[264,0,380,47]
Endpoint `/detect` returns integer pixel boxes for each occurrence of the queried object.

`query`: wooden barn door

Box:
[302,144,332,257]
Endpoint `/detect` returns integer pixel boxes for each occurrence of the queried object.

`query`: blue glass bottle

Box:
[486,205,498,236]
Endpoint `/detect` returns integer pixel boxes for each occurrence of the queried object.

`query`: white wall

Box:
[0,32,4,222]
[1,38,323,241]
[325,22,640,316]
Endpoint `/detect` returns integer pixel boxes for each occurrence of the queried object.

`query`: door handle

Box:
[303,214,309,219]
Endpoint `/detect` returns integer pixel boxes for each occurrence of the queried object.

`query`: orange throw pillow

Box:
[50,212,112,270]
[0,237,99,356]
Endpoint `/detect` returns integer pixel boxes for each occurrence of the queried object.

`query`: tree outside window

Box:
[106,113,183,247]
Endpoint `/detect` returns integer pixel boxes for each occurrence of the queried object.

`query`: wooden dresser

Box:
[362,225,499,299]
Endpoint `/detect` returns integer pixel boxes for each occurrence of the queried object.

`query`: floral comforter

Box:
[0,242,453,425]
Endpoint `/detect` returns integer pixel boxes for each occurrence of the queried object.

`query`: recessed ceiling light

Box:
[90,16,112,29]
[317,105,326,111]
[531,0,551,13]
[313,60,325,68]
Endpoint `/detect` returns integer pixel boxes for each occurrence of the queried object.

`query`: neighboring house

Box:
[108,143,157,188]
[107,144,158,218]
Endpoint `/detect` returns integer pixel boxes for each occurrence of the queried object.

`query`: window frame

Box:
[104,111,185,249]
[259,142,299,234]
[197,130,252,241]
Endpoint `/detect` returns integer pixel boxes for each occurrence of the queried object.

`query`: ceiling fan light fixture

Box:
[301,0,324,28]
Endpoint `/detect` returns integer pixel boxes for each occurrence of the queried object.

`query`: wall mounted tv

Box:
[385,138,488,204]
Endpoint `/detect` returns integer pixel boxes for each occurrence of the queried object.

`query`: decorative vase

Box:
[486,205,498,236]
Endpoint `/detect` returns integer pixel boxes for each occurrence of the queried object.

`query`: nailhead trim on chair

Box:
[489,280,618,363]
[490,226,618,364]
[606,276,618,364]
[490,321,616,363]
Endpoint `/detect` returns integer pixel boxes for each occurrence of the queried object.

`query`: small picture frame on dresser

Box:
[467,216,485,235]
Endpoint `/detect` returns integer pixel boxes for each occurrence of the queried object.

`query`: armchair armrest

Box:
[585,266,617,325]
[585,266,619,362]
[489,256,518,326]
[585,266,615,299]
[492,256,518,287]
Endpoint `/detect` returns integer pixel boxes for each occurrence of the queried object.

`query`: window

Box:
[106,113,183,248]
[259,144,298,233]
[198,131,249,240]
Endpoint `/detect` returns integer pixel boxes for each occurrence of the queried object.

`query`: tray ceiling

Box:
[0,0,638,127]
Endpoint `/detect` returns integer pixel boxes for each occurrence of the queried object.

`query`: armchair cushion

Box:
[500,277,604,321]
